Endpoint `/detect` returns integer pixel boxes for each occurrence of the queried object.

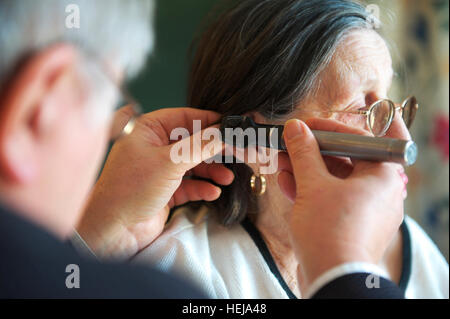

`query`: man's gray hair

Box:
[0,0,154,87]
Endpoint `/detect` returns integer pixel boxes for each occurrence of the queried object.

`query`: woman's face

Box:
[256,29,411,218]
[294,29,399,133]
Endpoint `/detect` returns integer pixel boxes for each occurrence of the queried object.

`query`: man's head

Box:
[0,0,154,237]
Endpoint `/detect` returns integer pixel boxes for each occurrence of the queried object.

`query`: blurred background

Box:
[128,0,449,260]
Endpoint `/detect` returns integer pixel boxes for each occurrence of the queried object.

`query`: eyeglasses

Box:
[324,96,419,137]
[85,52,142,140]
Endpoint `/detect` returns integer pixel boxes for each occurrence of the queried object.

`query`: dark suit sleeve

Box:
[311,273,405,299]
[0,204,207,299]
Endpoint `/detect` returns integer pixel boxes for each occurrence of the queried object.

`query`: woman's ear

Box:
[0,44,78,184]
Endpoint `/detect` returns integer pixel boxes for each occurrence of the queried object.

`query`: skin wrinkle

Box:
[300,30,395,130]
[254,29,402,297]
[332,31,394,104]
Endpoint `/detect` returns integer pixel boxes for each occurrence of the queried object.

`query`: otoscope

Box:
[220,116,417,166]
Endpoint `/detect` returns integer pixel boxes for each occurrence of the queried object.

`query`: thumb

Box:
[167,124,224,173]
[283,119,329,188]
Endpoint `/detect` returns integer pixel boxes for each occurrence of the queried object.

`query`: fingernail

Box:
[284,119,304,140]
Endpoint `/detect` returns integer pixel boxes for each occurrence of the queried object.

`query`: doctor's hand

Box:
[277,118,405,295]
[77,107,233,259]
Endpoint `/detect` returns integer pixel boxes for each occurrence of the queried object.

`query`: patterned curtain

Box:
[367,0,449,260]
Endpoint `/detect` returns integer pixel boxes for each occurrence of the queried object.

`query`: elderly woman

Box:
[134,0,448,298]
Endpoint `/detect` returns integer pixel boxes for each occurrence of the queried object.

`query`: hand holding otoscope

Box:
[81,106,409,295]
[278,118,407,294]
[220,115,417,166]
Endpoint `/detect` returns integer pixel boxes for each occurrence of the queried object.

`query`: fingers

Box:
[280,151,354,179]
[168,124,225,172]
[304,117,372,136]
[140,108,221,143]
[304,117,391,177]
[279,130,354,179]
[170,179,221,208]
[190,162,234,186]
[283,119,329,189]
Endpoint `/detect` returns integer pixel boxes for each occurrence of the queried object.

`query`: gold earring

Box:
[250,174,266,196]
[250,145,267,196]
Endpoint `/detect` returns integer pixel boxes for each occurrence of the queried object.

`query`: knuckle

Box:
[143,118,170,144]
[288,137,315,159]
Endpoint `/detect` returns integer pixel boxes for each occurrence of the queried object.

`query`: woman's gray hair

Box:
[0,0,154,87]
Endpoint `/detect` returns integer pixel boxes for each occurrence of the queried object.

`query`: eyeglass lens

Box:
[402,96,418,129]
[368,100,395,136]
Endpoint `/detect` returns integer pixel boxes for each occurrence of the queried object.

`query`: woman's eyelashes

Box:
[330,97,368,129]
[347,97,367,111]
[351,92,384,110]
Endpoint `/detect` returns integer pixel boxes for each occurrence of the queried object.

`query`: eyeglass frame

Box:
[82,51,143,140]
[320,96,419,137]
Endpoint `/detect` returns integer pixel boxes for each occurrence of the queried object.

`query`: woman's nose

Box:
[385,111,411,140]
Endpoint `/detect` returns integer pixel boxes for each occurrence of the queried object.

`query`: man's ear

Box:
[0,44,78,184]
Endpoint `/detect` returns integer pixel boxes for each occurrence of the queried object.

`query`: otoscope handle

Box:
[219,116,417,166]
[273,126,417,166]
